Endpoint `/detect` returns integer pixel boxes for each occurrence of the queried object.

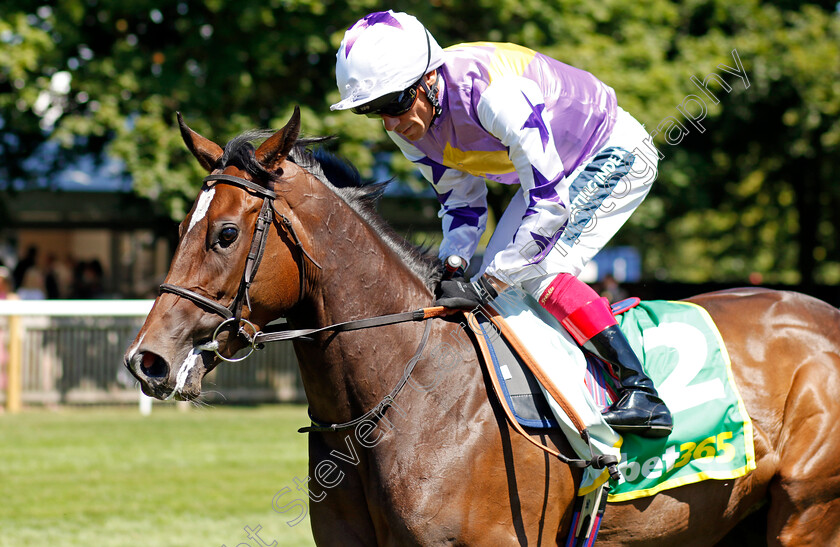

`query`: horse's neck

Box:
[289,189,434,422]
[309,215,431,322]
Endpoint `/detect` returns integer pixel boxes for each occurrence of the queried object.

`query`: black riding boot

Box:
[584,325,673,438]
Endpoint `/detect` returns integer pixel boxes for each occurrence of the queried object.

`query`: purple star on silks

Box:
[416,156,447,185]
[448,206,487,231]
[434,184,487,229]
[524,166,563,217]
[435,188,453,205]
[527,222,567,265]
[520,92,549,151]
[344,12,403,57]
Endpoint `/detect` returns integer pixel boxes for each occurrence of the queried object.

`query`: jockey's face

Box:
[381,70,438,141]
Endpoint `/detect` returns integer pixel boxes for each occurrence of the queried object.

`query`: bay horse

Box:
[124,108,840,546]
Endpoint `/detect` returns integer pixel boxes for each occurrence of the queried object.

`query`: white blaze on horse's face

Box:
[187,188,216,235]
[171,348,203,399]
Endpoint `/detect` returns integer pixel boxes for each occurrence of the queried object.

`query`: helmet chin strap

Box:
[419,72,442,123]
[417,28,442,124]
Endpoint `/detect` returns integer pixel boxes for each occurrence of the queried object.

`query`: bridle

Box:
[155,171,610,476]
[157,170,456,435]
[159,172,321,361]
[159,172,449,362]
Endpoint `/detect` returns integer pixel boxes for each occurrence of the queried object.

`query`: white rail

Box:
[0,299,154,317]
[0,300,302,413]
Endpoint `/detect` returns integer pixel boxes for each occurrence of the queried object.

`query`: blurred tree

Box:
[1,0,838,284]
[633,2,840,286]
[0,0,389,218]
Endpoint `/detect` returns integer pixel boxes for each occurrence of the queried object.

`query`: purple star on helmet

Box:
[344,12,403,57]
[520,92,549,151]
[524,166,563,217]
[447,205,487,231]
[416,156,447,185]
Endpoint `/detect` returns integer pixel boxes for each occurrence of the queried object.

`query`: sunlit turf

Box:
[0,404,316,547]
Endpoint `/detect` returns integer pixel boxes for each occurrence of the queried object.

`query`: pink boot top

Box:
[539,273,617,345]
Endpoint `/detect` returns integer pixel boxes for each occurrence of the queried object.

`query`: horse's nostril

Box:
[140,352,169,378]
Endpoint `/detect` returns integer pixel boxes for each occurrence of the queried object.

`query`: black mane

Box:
[219,129,276,180]
[219,131,441,289]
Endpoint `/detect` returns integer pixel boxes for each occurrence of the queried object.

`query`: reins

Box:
[158,171,453,355]
[255,306,450,343]
[298,318,434,433]
[160,172,605,475]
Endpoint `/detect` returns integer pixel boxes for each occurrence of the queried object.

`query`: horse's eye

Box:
[219,226,238,246]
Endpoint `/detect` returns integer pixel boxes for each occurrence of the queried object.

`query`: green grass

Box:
[0,405,316,547]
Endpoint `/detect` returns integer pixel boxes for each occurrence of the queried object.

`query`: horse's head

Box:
[124,108,316,400]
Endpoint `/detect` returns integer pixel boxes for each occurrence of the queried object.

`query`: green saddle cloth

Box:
[608,300,756,502]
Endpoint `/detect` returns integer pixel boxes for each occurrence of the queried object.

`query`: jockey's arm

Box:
[476,77,569,286]
[387,132,489,268]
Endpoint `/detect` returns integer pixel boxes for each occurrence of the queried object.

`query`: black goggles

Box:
[351,80,421,118]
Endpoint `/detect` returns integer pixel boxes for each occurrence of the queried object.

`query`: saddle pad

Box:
[487,289,623,495]
[478,299,633,430]
[606,300,756,502]
[484,287,755,500]
[479,320,623,429]
[476,314,558,428]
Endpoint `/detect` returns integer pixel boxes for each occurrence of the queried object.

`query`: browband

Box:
[204,173,277,199]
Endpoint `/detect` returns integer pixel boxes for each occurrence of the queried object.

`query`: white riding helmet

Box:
[331,10,444,112]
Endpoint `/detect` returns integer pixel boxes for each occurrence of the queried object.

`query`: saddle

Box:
[475,298,638,429]
[466,287,756,545]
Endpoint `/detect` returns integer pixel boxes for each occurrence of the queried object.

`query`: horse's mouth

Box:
[170,347,215,400]
[127,345,216,401]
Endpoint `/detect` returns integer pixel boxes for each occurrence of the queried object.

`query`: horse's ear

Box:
[177,112,224,172]
[255,106,301,173]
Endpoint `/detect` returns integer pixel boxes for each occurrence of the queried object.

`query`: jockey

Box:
[331,10,672,438]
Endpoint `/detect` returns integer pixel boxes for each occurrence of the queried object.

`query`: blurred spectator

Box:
[44,253,75,299]
[18,268,46,300]
[45,254,60,299]
[600,273,629,303]
[0,241,15,271]
[57,255,75,298]
[0,266,16,300]
[74,259,105,298]
[12,246,38,291]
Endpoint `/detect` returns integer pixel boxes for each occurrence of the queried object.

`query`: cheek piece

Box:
[420,77,442,123]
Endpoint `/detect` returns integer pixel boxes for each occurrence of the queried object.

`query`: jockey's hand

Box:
[440,255,467,281]
[435,276,498,310]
